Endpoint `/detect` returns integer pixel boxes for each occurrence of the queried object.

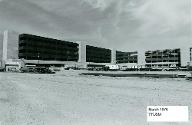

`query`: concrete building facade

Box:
[145,48,181,68]
[86,45,111,63]
[0,30,190,70]
[116,51,138,64]
[0,31,117,69]
[0,30,19,68]
[18,34,79,61]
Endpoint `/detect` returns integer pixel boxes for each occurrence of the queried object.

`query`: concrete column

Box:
[180,47,190,67]
[78,41,86,63]
[77,41,87,68]
[137,49,146,67]
[2,30,8,61]
[111,48,116,64]
[2,30,8,68]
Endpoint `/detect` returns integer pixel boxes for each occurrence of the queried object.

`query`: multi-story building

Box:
[0,30,190,70]
[0,31,115,69]
[18,34,79,61]
[115,51,138,69]
[116,51,138,64]
[86,45,111,63]
[145,48,181,68]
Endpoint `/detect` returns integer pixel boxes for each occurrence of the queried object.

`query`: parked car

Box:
[21,67,55,74]
[34,67,55,74]
[0,67,5,72]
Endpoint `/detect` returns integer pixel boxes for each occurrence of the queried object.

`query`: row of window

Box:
[19,56,78,61]
[19,34,77,46]
[86,45,111,63]
[116,60,137,63]
[116,51,138,64]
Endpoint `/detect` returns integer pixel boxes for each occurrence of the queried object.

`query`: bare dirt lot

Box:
[0,71,191,125]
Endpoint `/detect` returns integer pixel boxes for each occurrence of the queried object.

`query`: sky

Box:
[0,0,191,51]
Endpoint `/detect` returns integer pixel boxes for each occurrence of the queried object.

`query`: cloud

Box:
[0,0,58,33]
[129,0,191,37]
[0,0,191,50]
[82,0,115,10]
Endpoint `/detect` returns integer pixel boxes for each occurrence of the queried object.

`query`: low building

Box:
[5,59,22,72]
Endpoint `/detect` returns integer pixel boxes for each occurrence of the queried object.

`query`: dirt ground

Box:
[0,70,191,125]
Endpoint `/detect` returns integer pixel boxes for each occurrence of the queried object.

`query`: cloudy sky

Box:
[0,0,191,51]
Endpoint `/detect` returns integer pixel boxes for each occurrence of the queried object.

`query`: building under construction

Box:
[145,49,181,68]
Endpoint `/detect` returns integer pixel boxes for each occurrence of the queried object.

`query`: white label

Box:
[147,106,188,122]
